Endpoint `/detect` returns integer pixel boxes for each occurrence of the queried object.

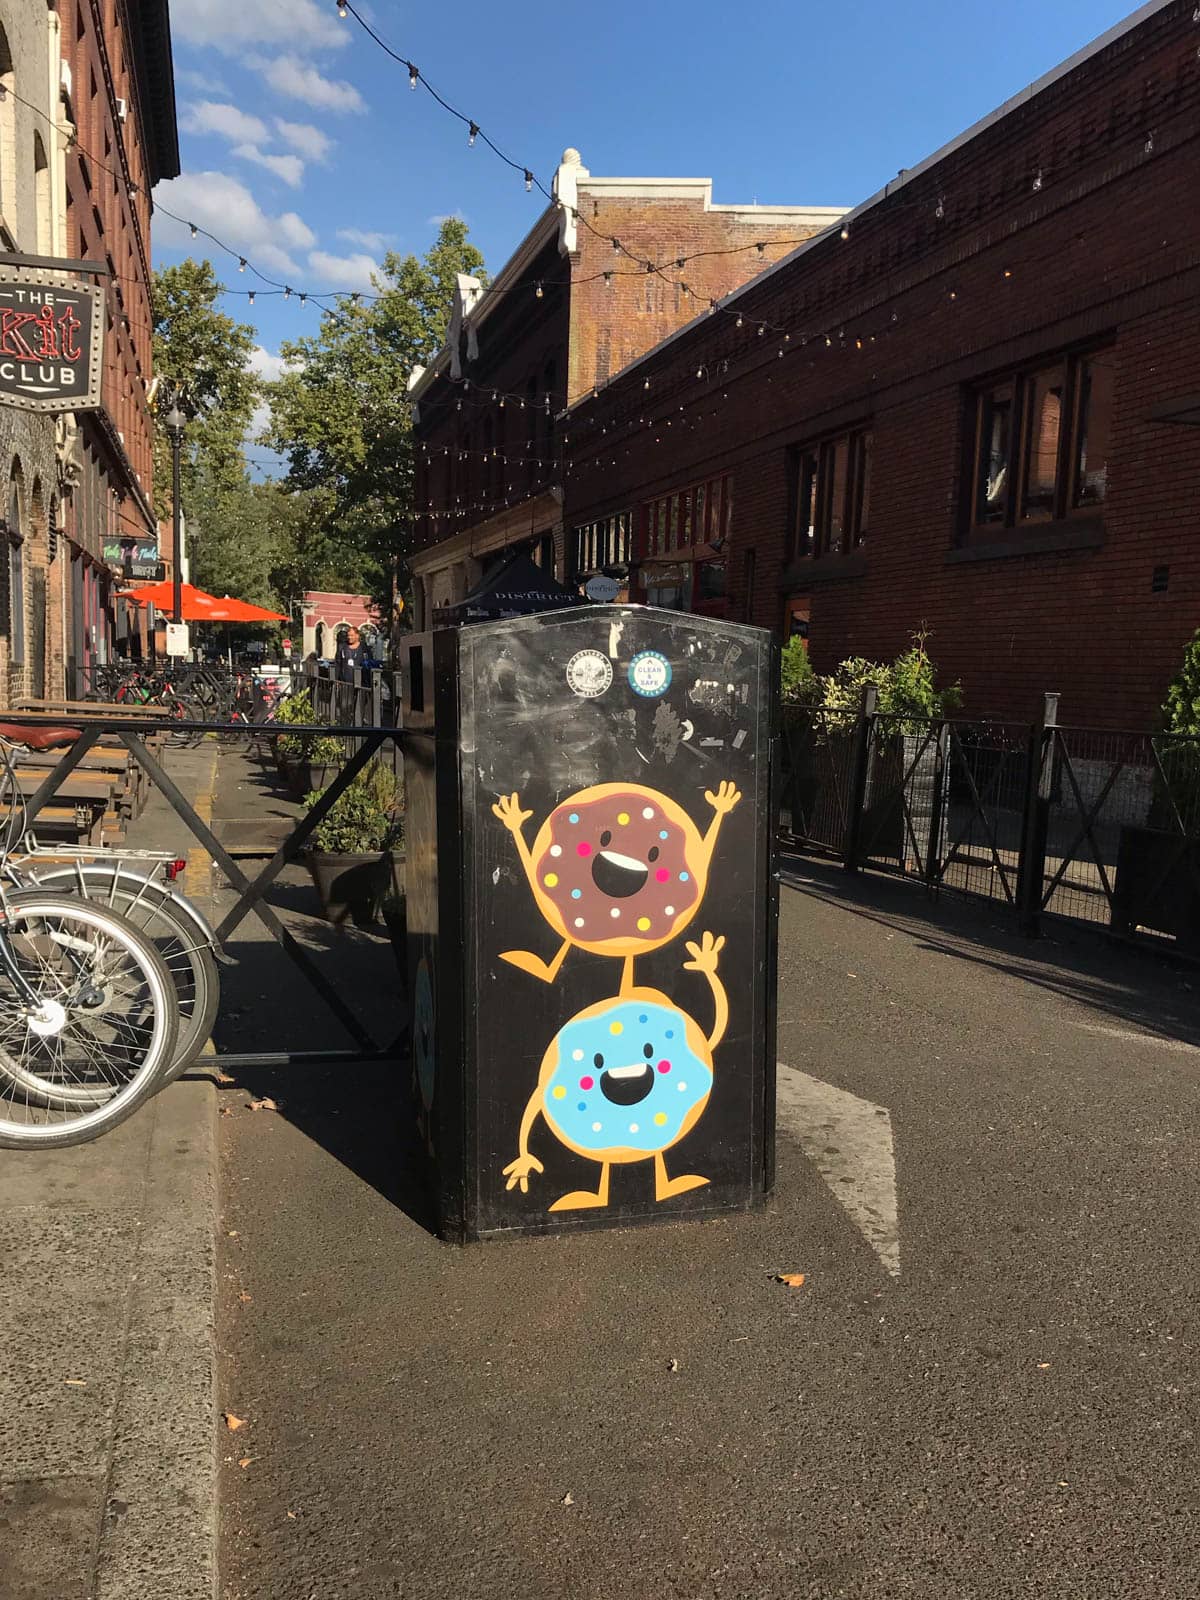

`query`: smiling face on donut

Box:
[539,990,713,1164]
[527,784,707,956]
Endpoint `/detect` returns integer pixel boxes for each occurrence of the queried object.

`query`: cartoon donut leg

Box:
[499,939,570,985]
[548,1162,612,1212]
[654,1152,710,1202]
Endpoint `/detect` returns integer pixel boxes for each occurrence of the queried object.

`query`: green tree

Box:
[263,218,486,621]
[151,258,259,519]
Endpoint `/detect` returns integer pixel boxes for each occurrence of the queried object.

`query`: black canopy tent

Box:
[447,549,582,622]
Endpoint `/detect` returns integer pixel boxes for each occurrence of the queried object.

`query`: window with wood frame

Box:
[964,345,1114,538]
[786,429,872,563]
[641,474,732,558]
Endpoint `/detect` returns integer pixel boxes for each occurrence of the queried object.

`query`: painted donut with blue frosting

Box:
[539,990,713,1160]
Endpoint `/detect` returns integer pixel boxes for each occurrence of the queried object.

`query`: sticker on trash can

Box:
[628,650,672,698]
[566,649,614,698]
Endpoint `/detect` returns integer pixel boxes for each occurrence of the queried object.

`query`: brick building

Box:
[59,0,178,689]
[562,0,1200,729]
[407,148,844,626]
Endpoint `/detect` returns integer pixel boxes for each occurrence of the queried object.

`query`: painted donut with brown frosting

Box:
[526,783,707,956]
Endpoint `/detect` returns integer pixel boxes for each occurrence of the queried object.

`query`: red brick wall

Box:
[564,0,1200,728]
[567,194,829,405]
[61,0,157,553]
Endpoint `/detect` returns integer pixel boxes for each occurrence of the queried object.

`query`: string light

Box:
[524,170,534,191]
[1032,168,1044,192]
[535,281,543,299]
[238,257,246,272]
[248,290,255,305]
[190,223,198,238]
[337,0,348,14]
[839,223,850,241]
[408,61,419,89]
[468,122,479,147]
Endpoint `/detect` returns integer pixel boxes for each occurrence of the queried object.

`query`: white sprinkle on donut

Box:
[642,807,655,819]
[549,844,562,857]
[664,905,675,916]
[572,1049,584,1061]
[629,1123,639,1134]
[610,907,620,918]
[574,917,585,928]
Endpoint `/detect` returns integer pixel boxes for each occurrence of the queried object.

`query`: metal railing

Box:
[0,711,408,1068]
[779,690,1200,955]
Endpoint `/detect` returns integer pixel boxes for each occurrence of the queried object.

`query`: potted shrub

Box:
[304,760,403,927]
[290,730,345,802]
[272,688,314,783]
[1112,631,1200,947]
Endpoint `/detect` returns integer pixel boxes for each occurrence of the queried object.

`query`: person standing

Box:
[335,626,366,683]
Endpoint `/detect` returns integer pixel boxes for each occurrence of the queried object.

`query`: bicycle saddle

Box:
[0,722,82,750]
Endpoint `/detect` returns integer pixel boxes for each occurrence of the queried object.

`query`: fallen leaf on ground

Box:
[560,1492,575,1506]
[227,1230,239,1239]
[237,1291,252,1304]
[214,1072,236,1086]
[777,1273,807,1288]
[218,1106,232,1118]
[286,1511,297,1520]
[64,1378,87,1387]
[666,1357,679,1372]
[248,1097,280,1112]
[1037,1362,1052,1371]
[223,1413,248,1432]
[238,1456,257,1469]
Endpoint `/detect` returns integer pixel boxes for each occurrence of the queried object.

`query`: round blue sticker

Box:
[628,650,672,698]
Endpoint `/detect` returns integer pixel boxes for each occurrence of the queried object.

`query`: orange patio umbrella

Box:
[119,580,287,622]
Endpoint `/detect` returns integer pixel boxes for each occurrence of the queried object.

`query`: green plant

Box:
[820,632,960,733]
[275,687,314,758]
[780,636,821,707]
[305,760,403,854]
[1153,629,1200,829]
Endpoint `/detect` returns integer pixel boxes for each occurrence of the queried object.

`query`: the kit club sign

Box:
[0,267,104,413]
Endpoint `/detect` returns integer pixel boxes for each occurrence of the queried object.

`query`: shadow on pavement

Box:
[784,852,1200,1048]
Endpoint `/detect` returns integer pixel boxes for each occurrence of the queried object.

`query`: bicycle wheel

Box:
[23,868,220,1081]
[0,893,177,1149]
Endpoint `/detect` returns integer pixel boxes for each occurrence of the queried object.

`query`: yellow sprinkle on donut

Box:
[636,916,651,931]
[609,1020,624,1035]
[654,1112,668,1126]
[617,811,630,825]
[544,872,559,888]
[552,1085,566,1100]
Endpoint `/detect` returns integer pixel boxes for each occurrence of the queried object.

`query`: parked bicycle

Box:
[0,721,221,1149]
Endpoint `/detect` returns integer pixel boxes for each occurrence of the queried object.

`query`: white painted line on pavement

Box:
[776,1062,900,1277]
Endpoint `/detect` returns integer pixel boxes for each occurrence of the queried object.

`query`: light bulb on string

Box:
[758,323,765,336]
[189,223,198,238]
[337,0,347,14]
[1032,168,1044,192]
[840,223,850,241]
[524,170,533,192]
[935,197,945,220]
[248,290,255,305]
[736,314,744,328]
[535,281,543,299]
[468,123,479,147]
[756,241,766,256]
[407,61,419,89]
[238,258,246,272]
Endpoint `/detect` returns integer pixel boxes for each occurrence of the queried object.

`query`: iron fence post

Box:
[1017,691,1059,937]
[923,721,951,895]
[843,685,878,873]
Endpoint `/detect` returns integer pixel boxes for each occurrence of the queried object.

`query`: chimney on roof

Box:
[553,149,588,255]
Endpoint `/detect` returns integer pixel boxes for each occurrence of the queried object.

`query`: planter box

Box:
[289,759,340,802]
[1112,825,1200,949]
[305,850,389,927]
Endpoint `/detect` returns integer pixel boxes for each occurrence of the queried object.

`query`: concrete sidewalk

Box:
[0,741,221,1600]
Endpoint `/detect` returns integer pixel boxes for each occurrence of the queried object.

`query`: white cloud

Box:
[232,145,305,188]
[247,345,292,383]
[182,100,269,144]
[307,250,378,293]
[178,68,231,95]
[253,55,364,113]
[173,0,346,53]
[154,171,316,276]
[275,119,333,164]
[336,226,394,252]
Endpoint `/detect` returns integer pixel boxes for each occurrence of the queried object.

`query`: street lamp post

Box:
[164,402,186,627]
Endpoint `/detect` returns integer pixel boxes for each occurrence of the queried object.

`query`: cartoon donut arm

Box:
[683,931,728,1050]
[697,781,743,876]
[491,791,537,886]
[502,1084,546,1194]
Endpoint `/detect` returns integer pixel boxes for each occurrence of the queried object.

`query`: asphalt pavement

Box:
[216,846,1200,1600]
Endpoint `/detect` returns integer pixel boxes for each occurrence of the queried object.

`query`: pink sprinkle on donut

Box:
[655,868,670,883]
[579,1075,594,1090]
[657,1060,671,1074]
[577,842,592,857]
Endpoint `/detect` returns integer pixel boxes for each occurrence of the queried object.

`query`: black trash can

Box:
[402,606,778,1241]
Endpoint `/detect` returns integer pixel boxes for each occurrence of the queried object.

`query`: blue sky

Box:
[158,0,1144,460]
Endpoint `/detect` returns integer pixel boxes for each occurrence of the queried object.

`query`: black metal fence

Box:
[780,691,1200,956]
